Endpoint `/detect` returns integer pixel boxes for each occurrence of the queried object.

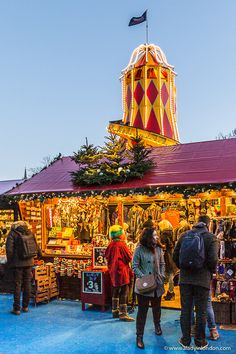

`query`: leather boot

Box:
[119,304,135,321]
[136,335,145,349]
[155,324,162,335]
[112,297,119,318]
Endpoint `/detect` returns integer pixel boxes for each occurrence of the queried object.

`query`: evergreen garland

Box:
[71,135,154,186]
[8,181,236,202]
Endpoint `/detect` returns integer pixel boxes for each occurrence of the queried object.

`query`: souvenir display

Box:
[0,211,14,254]
[211,215,236,324]
[53,257,92,278]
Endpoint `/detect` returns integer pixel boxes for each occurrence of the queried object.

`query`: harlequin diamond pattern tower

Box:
[108,44,180,147]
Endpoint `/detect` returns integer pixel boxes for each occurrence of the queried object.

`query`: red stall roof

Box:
[7,138,236,195]
[0,179,24,195]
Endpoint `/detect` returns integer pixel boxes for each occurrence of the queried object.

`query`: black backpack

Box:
[16,232,38,260]
[179,229,205,271]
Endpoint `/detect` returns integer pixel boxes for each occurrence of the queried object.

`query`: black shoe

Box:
[155,324,162,335]
[179,337,191,349]
[136,335,145,349]
[164,291,175,301]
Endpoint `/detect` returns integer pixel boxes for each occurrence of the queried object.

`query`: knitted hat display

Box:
[109,225,124,240]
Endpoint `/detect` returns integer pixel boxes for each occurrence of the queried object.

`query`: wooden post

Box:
[220,196,226,217]
[117,201,124,226]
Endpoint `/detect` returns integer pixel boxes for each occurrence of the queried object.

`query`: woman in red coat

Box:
[105,225,134,322]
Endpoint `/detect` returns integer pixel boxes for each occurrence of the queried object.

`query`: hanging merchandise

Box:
[161,207,180,228]
[219,241,225,260]
[128,204,144,240]
[44,197,109,256]
[111,207,118,226]
[143,203,162,224]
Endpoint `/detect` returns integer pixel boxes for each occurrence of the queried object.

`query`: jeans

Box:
[136,293,161,336]
[13,267,32,311]
[180,284,209,345]
[191,291,216,330]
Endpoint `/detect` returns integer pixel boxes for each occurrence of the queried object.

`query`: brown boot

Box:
[112,297,119,318]
[22,307,29,313]
[119,304,135,322]
[11,309,20,315]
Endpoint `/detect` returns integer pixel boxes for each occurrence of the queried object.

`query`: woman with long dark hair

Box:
[132,228,165,349]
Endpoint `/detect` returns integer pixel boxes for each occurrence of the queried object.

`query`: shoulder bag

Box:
[135,251,157,294]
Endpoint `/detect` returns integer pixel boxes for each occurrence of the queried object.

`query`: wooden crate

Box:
[50,288,59,298]
[34,266,48,280]
[212,301,231,325]
[50,274,57,283]
[36,278,50,292]
[35,290,50,304]
[46,263,56,276]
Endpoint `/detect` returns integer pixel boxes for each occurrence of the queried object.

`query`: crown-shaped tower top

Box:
[108,43,179,147]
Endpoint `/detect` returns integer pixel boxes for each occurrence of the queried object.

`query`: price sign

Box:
[82,271,102,294]
[93,247,107,269]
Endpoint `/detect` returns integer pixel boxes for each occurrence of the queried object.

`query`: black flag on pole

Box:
[128,10,147,26]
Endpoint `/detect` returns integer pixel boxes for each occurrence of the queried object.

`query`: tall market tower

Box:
[108,43,180,147]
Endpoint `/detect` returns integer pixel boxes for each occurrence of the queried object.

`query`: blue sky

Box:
[0,0,236,180]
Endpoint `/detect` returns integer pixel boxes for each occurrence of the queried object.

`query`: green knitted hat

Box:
[109,225,123,240]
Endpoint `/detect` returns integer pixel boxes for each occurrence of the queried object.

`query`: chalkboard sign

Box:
[93,247,107,269]
[82,271,103,294]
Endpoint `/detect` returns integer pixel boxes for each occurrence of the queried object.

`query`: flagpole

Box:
[145,10,148,63]
[146,10,148,44]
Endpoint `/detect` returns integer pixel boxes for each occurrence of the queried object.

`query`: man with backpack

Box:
[173,215,218,349]
[6,221,42,315]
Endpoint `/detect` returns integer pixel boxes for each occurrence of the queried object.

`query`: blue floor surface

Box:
[0,294,234,354]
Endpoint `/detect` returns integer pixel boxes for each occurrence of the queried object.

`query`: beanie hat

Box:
[159,219,173,231]
[109,225,124,240]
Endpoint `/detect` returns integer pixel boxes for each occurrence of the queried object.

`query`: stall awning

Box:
[7,138,236,195]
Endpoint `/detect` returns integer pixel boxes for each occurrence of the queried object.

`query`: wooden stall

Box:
[3,138,236,318]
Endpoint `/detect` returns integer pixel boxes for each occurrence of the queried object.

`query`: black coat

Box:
[173,222,218,290]
[160,230,177,274]
[6,229,42,268]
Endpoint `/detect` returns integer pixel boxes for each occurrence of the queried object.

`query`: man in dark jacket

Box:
[6,221,42,315]
[173,215,218,349]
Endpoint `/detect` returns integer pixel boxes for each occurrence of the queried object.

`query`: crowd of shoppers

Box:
[5,215,219,350]
[105,214,219,350]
